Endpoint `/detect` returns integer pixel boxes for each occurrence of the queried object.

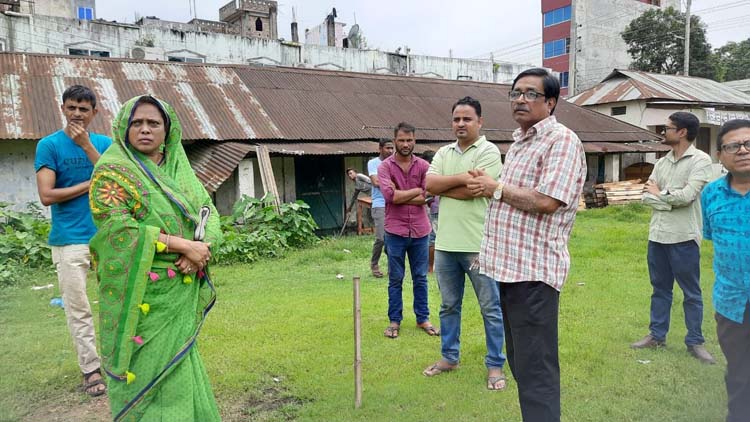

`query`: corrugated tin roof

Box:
[1,53,667,190]
[723,79,750,94]
[261,141,384,155]
[582,141,669,153]
[570,69,750,107]
[185,141,255,193]
[256,139,670,155]
[0,53,659,145]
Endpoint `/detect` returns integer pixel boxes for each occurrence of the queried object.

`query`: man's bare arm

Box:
[467,170,562,214]
[501,184,562,214]
[36,168,89,206]
[426,173,471,195]
[441,186,474,200]
[370,174,380,188]
[392,187,423,204]
[404,195,428,205]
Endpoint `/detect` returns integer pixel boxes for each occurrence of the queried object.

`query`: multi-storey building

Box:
[542,0,679,96]
[2,0,96,20]
[219,0,278,40]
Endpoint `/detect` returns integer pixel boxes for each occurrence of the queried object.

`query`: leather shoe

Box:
[687,345,716,365]
[371,265,384,278]
[630,334,666,349]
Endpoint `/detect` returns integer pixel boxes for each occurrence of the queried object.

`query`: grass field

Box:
[0,204,728,421]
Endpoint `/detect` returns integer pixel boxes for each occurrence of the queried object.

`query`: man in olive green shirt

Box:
[422,97,507,390]
[632,111,716,364]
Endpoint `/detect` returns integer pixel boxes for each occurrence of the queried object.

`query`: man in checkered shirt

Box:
[468,68,586,422]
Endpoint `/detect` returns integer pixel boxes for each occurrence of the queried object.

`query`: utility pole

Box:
[684,0,691,76]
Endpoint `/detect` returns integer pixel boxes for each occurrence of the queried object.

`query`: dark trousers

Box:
[647,241,705,345]
[716,303,750,422]
[500,281,560,422]
[384,233,429,324]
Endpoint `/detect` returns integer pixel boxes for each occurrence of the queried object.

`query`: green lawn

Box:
[0,204,727,421]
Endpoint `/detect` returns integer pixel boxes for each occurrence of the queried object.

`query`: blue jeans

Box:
[435,251,506,368]
[647,240,705,346]
[384,232,430,324]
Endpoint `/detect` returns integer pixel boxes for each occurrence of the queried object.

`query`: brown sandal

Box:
[487,370,507,391]
[384,325,399,338]
[82,368,107,397]
[423,360,458,376]
[417,323,440,336]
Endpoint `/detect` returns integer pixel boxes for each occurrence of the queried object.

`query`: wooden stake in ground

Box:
[353,276,362,408]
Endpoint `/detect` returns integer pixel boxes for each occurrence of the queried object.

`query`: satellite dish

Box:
[347,24,361,48]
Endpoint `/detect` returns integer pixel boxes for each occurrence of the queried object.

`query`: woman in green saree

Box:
[89,95,222,421]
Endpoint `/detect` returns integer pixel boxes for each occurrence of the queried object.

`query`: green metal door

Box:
[295,156,344,232]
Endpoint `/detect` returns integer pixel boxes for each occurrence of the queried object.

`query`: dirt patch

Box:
[18,383,309,422]
[21,392,110,422]
[224,385,311,422]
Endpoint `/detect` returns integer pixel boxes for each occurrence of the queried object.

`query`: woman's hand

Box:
[182,240,212,268]
[174,255,202,274]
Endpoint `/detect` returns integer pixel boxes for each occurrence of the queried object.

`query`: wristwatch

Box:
[492,182,504,201]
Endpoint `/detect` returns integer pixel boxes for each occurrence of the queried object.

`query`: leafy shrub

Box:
[0,203,53,286]
[217,195,319,264]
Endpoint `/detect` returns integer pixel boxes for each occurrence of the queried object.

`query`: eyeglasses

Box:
[508,90,545,101]
[721,140,750,154]
[660,126,679,134]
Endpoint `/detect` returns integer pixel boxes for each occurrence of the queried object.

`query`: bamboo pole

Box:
[353,276,362,408]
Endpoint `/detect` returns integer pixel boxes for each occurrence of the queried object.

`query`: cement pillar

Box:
[604,154,620,183]
[237,158,255,199]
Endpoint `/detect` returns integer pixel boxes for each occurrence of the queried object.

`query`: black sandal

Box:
[82,368,107,397]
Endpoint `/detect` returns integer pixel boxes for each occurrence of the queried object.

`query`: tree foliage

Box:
[621,7,715,79]
[714,38,750,82]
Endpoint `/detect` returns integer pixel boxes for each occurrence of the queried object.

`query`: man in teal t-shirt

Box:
[34,85,112,397]
[422,97,507,391]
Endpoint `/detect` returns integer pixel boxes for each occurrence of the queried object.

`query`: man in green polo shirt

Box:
[422,96,508,391]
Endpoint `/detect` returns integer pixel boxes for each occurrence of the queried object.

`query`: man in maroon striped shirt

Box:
[378,122,439,339]
[469,68,586,422]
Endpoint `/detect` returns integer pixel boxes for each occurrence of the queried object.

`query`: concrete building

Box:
[219,0,278,40]
[570,69,750,179]
[304,9,347,48]
[0,10,537,83]
[2,0,97,20]
[542,0,680,96]
[0,53,662,228]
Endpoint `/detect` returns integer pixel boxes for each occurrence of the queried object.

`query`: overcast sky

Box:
[97,0,750,66]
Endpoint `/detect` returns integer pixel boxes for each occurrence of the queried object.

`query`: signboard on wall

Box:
[704,108,750,125]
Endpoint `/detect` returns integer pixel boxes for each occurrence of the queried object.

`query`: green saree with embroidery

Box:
[89,96,222,421]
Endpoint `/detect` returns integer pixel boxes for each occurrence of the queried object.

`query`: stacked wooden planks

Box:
[594,180,644,206]
[577,196,587,211]
[584,187,608,209]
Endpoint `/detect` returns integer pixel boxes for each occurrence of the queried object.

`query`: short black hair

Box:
[130,95,171,135]
[668,112,700,142]
[394,122,416,137]
[378,138,394,147]
[717,119,750,149]
[511,68,560,114]
[451,96,482,117]
[62,85,97,109]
